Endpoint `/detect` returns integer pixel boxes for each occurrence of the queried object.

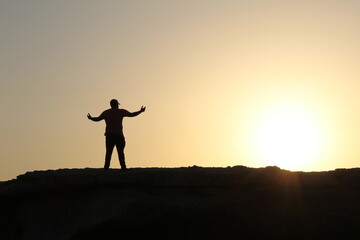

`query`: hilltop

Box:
[1,166,360,239]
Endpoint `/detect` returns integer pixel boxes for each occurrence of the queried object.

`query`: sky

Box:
[1,0,360,180]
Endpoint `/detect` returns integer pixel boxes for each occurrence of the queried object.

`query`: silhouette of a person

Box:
[87,99,146,170]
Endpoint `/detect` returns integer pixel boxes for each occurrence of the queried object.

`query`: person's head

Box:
[110,99,120,109]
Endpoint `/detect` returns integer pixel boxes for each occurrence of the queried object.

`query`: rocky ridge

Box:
[1,166,360,239]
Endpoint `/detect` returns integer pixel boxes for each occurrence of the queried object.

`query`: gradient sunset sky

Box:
[1,0,360,180]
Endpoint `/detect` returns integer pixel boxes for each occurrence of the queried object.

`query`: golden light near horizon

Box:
[1,1,360,181]
[249,102,327,171]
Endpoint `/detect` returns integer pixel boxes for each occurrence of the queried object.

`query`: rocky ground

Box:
[1,166,360,239]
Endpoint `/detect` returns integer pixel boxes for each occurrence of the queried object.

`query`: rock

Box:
[1,166,360,239]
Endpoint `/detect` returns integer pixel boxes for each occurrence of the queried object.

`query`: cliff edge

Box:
[1,166,360,240]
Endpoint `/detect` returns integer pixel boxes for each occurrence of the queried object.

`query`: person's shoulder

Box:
[102,108,112,113]
[118,109,130,114]
[101,108,112,115]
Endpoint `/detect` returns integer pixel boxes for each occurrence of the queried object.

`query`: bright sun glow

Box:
[250,104,326,171]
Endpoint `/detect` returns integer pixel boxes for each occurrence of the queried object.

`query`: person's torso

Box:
[102,109,126,135]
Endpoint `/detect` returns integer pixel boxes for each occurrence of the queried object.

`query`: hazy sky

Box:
[1,0,360,180]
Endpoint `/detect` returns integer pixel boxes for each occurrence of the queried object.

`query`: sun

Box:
[250,104,325,171]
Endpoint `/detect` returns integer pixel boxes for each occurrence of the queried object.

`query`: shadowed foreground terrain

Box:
[1,166,360,240]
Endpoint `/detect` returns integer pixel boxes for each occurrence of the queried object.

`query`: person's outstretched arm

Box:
[124,106,146,117]
[87,113,104,122]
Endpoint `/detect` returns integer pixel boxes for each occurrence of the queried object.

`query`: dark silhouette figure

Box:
[87,99,146,170]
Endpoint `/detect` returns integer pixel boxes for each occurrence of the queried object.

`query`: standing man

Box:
[87,99,146,170]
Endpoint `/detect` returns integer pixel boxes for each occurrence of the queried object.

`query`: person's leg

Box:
[104,134,116,170]
[115,135,126,169]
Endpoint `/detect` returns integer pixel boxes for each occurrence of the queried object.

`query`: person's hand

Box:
[140,106,146,113]
[87,113,92,120]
